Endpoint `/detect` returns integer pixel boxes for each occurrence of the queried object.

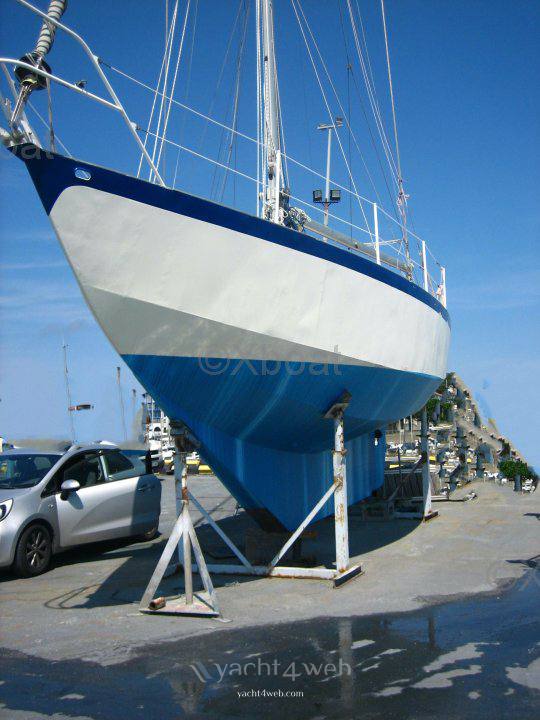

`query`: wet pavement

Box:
[1,566,539,719]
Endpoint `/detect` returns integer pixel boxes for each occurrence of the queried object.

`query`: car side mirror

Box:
[60,479,80,500]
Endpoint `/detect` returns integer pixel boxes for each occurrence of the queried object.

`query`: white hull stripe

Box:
[15,144,450,323]
[85,286,377,366]
[49,186,450,377]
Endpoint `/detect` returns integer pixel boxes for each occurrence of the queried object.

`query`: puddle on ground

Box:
[0,569,539,719]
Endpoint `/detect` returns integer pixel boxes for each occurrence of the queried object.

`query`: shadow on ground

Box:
[29,504,423,610]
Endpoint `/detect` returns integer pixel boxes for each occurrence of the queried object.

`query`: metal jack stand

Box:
[187,391,362,588]
[393,406,438,521]
[140,393,363,619]
[139,429,219,617]
[324,391,363,586]
[420,406,438,521]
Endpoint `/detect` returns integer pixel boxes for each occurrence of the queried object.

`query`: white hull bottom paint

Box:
[18,147,450,529]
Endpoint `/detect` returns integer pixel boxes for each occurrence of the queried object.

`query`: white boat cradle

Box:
[1,0,449,616]
[139,399,434,617]
[141,395,364,617]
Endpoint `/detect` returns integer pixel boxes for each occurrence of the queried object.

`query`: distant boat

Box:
[2,0,449,530]
[141,393,175,473]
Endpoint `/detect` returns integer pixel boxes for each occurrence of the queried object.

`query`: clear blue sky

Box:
[0,1,538,466]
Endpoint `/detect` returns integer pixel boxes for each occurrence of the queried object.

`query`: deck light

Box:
[313,117,343,224]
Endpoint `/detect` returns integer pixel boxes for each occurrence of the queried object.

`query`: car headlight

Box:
[0,499,13,522]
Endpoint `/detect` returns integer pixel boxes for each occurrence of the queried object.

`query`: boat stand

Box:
[139,392,363,618]
[392,406,439,521]
[139,431,219,616]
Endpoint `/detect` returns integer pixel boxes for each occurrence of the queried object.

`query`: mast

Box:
[260,0,282,223]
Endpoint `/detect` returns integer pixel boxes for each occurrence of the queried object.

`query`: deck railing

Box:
[1,0,447,309]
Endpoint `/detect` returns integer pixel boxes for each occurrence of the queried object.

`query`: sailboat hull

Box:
[16,146,450,530]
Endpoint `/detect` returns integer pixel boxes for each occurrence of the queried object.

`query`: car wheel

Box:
[14,524,52,577]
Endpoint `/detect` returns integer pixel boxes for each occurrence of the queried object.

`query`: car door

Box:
[101,450,161,535]
[52,451,140,547]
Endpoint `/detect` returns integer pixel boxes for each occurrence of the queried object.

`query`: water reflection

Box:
[0,571,538,720]
[162,571,538,719]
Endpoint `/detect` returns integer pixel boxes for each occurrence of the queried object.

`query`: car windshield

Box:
[0,454,59,489]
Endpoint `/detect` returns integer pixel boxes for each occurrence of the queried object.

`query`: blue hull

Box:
[124,354,440,529]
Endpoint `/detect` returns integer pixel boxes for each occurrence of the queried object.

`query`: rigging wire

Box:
[172,0,199,188]
[153,0,192,180]
[196,1,244,160]
[296,0,382,212]
[141,125,374,241]
[298,30,314,173]
[163,0,169,176]
[142,126,256,183]
[346,63,353,238]
[137,0,178,178]
[354,0,381,125]
[148,2,179,178]
[337,0,398,219]
[380,0,402,191]
[148,0,179,179]
[209,2,247,199]
[297,0,382,207]
[217,0,249,202]
[345,0,399,185]
[100,60,430,247]
[350,0,405,239]
[27,99,71,156]
[233,114,238,205]
[291,0,372,237]
[138,126,434,283]
[45,77,55,152]
[380,0,417,265]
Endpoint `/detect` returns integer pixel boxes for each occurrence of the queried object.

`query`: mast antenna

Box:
[116,366,128,443]
[62,341,76,443]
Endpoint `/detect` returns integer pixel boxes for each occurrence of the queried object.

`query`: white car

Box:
[0,444,161,577]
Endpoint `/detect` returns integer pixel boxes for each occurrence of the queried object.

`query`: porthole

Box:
[74,167,92,181]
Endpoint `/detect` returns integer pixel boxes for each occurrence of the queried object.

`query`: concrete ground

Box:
[0,476,539,718]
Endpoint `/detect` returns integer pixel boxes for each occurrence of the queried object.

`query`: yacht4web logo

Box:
[189,657,352,683]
